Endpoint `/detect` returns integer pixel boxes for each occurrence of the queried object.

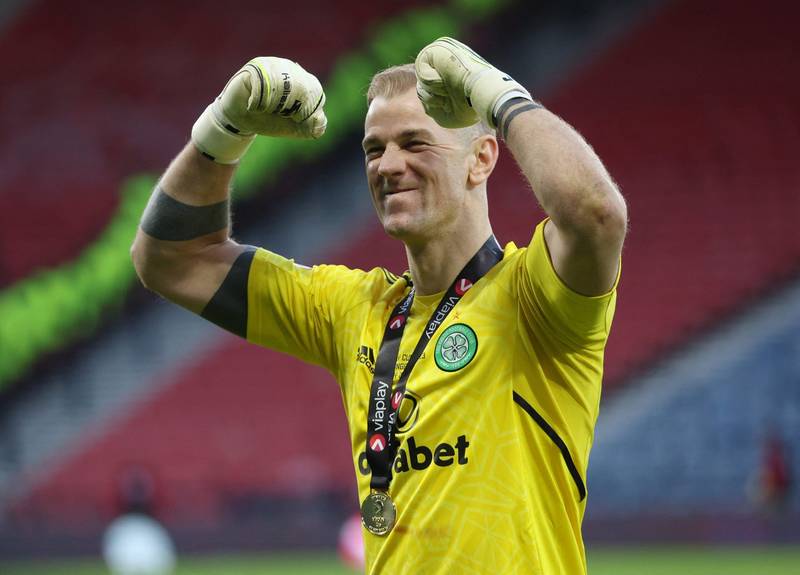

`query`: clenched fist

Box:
[415,37,531,130]
[192,57,327,164]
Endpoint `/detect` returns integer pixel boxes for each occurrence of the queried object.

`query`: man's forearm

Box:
[500,101,626,241]
[156,143,236,223]
[139,143,236,245]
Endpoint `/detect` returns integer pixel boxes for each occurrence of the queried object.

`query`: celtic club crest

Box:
[434,324,478,372]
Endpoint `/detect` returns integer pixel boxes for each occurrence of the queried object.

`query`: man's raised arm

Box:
[131,58,327,332]
[496,98,626,297]
[415,38,627,296]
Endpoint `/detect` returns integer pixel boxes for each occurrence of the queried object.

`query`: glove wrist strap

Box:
[191,104,256,165]
[468,68,532,128]
[492,91,532,124]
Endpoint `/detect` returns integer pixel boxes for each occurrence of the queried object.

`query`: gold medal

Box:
[360,491,397,536]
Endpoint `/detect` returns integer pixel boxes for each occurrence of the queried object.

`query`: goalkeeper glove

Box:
[415,37,531,129]
[192,57,327,164]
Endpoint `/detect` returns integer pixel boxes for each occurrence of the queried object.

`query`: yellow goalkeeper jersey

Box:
[247,220,618,575]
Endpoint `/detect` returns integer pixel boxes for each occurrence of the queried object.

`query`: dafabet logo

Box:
[357,389,471,475]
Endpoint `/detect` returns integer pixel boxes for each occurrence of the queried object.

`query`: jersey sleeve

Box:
[246,248,366,372]
[518,219,619,351]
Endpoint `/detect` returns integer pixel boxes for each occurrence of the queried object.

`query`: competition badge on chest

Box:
[361,236,503,536]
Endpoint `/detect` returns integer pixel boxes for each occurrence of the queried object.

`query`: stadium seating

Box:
[588,282,800,515]
[7,0,800,532]
[0,0,436,285]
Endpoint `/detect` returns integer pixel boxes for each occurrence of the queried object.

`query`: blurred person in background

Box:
[750,429,793,515]
[114,464,159,518]
[103,465,176,575]
[131,37,626,575]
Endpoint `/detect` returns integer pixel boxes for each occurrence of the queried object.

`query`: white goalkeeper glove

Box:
[192,57,327,164]
[415,37,532,130]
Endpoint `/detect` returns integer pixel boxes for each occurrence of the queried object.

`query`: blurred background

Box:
[0,0,798,573]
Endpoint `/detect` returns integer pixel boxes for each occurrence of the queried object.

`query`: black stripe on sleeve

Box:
[201,247,257,338]
[513,391,587,501]
[140,187,230,241]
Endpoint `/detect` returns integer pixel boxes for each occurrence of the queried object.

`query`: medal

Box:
[360,491,397,536]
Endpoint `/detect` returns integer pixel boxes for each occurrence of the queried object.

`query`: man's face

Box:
[363,89,472,243]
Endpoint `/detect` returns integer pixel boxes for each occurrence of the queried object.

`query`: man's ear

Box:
[467,134,499,188]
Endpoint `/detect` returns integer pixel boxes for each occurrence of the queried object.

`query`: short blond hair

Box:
[366,63,494,139]
[366,63,417,105]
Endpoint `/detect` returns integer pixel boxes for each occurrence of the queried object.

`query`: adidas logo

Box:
[357,345,376,373]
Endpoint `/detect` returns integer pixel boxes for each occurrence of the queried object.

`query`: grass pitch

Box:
[1,546,799,574]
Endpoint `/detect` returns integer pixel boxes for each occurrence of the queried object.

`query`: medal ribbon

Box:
[365,236,504,491]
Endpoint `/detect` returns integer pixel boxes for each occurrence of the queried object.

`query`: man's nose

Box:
[377,146,405,178]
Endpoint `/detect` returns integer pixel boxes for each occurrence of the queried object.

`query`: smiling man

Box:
[132,38,627,575]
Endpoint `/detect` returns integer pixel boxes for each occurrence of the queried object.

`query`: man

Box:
[132,38,627,574]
